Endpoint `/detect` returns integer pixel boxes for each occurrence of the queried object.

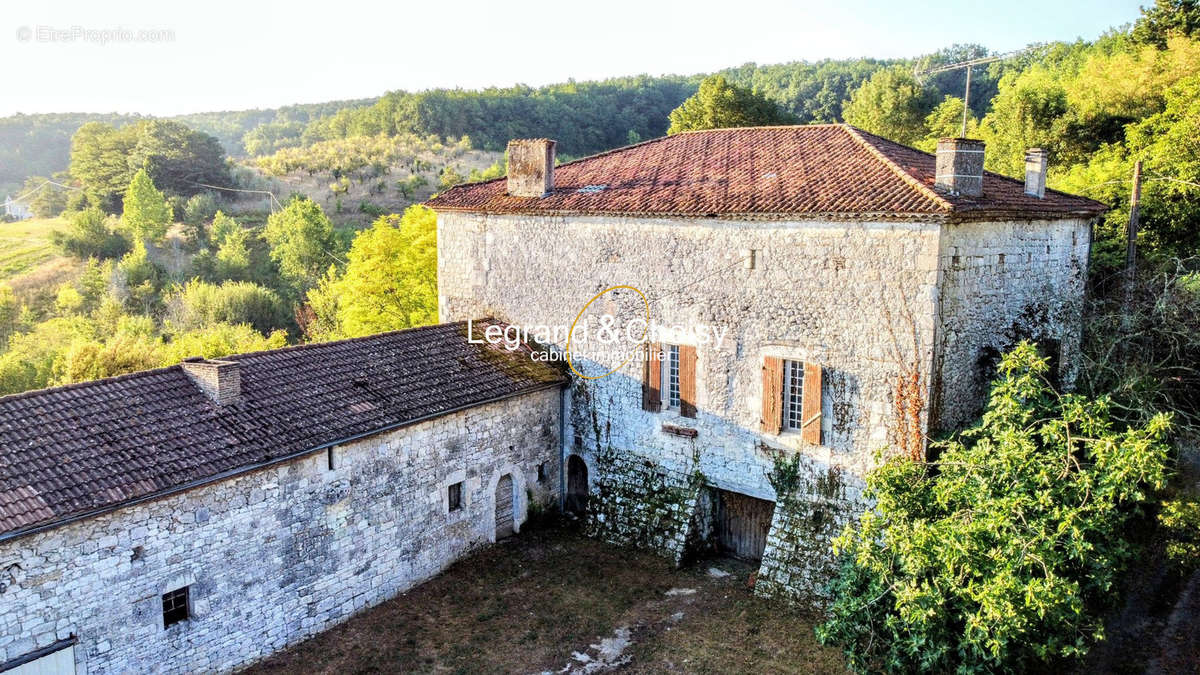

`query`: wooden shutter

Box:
[761,356,783,434]
[642,342,662,412]
[679,345,697,418]
[801,362,823,445]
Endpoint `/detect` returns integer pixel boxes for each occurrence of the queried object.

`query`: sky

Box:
[0,0,1146,117]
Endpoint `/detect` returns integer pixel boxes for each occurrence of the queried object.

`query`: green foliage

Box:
[263,197,338,295]
[52,207,131,260]
[1078,261,1200,430]
[19,176,70,218]
[917,96,978,151]
[842,66,937,146]
[181,192,219,248]
[1133,0,1200,46]
[1158,497,1200,571]
[818,342,1172,673]
[0,283,20,344]
[115,240,164,314]
[438,165,465,191]
[666,75,795,135]
[167,280,290,335]
[307,205,437,339]
[122,169,173,243]
[69,119,229,211]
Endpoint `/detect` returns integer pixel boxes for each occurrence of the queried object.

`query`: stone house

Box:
[0,124,1105,674]
[2,197,33,221]
[428,125,1106,603]
[0,322,565,673]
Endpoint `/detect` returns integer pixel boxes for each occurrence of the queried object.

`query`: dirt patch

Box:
[248,526,842,674]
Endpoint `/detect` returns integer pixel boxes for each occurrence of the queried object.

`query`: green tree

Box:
[116,240,163,314]
[167,280,290,335]
[311,205,438,338]
[842,66,937,146]
[122,169,173,243]
[0,283,20,345]
[1134,0,1200,47]
[51,207,131,260]
[438,166,465,191]
[262,197,338,295]
[666,75,795,135]
[19,176,69,218]
[182,192,219,248]
[817,343,1172,673]
[917,96,979,151]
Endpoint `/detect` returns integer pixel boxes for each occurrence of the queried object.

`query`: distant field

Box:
[0,217,66,281]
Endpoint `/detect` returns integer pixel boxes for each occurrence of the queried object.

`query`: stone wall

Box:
[0,388,561,674]
[438,212,942,589]
[932,218,1092,431]
[437,210,1091,604]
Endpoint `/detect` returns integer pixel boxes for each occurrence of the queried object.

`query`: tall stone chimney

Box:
[1024,148,1048,199]
[181,357,241,406]
[506,139,556,198]
[934,138,985,197]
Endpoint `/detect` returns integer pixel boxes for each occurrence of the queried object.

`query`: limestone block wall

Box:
[438,212,942,584]
[0,388,560,674]
[933,218,1092,431]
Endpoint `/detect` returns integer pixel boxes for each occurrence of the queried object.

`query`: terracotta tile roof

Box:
[0,321,564,540]
[425,124,1106,222]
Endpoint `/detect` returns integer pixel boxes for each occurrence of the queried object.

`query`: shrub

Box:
[167,280,290,335]
[52,207,131,260]
[818,342,1172,673]
[1158,498,1200,573]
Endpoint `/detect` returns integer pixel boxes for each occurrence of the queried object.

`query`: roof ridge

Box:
[674,123,844,134]
[0,319,501,406]
[839,124,954,212]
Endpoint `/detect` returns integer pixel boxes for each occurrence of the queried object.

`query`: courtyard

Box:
[248,525,845,674]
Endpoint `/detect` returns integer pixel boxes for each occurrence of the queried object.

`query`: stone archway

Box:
[566,454,589,516]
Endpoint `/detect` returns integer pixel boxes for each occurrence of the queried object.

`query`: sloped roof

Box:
[0,321,564,540]
[426,125,1106,222]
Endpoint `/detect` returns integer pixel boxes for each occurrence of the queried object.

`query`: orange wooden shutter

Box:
[642,342,662,412]
[679,345,697,418]
[801,362,822,445]
[761,356,783,434]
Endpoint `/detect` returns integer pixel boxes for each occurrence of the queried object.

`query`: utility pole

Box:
[915,48,1030,137]
[1126,160,1143,282]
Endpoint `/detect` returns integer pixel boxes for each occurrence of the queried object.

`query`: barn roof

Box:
[0,321,564,540]
[426,124,1105,222]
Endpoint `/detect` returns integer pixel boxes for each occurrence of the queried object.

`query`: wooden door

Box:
[714,490,775,560]
[495,474,515,539]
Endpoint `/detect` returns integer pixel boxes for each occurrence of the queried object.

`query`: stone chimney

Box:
[506,139,556,197]
[934,138,986,197]
[181,357,241,406]
[1024,148,1048,199]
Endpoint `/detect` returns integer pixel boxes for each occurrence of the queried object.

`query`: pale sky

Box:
[0,0,1144,117]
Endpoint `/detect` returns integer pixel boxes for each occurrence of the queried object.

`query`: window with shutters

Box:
[662,344,681,411]
[784,359,805,431]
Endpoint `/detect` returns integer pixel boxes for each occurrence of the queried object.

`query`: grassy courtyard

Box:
[249,526,843,674]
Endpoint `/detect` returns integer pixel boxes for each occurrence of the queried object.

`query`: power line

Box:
[4,179,83,206]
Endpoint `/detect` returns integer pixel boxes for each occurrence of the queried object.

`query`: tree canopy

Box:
[666,75,795,135]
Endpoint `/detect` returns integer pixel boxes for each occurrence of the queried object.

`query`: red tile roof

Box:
[0,321,565,540]
[426,125,1106,222]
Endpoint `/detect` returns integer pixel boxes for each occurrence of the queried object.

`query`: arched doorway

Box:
[566,455,588,516]
[495,474,515,539]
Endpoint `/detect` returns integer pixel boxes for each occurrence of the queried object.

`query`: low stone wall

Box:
[0,388,561,674]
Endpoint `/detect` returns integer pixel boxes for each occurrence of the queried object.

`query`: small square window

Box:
[537,462,548,483]
[162,586,190,628]
[448,481,463,512]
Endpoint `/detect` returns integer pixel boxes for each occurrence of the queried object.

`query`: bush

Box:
[167,280,290,335]
[52,207,131,260]
[817,342,1172,673]
[1159,498,1200,573]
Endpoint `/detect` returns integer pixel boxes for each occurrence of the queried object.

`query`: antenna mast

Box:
[915,49,1027,137]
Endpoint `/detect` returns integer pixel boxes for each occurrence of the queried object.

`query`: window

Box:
[162,586,190,628]
[537,462,548,483]
[448,481,463,512]
[662,344,680,410]
[784,359,805,431]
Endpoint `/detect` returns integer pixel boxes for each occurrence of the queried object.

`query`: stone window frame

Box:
[440,469,469,518]
[158,573,197,631]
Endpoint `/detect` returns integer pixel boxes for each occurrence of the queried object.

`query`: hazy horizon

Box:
[0,0,1144,118]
